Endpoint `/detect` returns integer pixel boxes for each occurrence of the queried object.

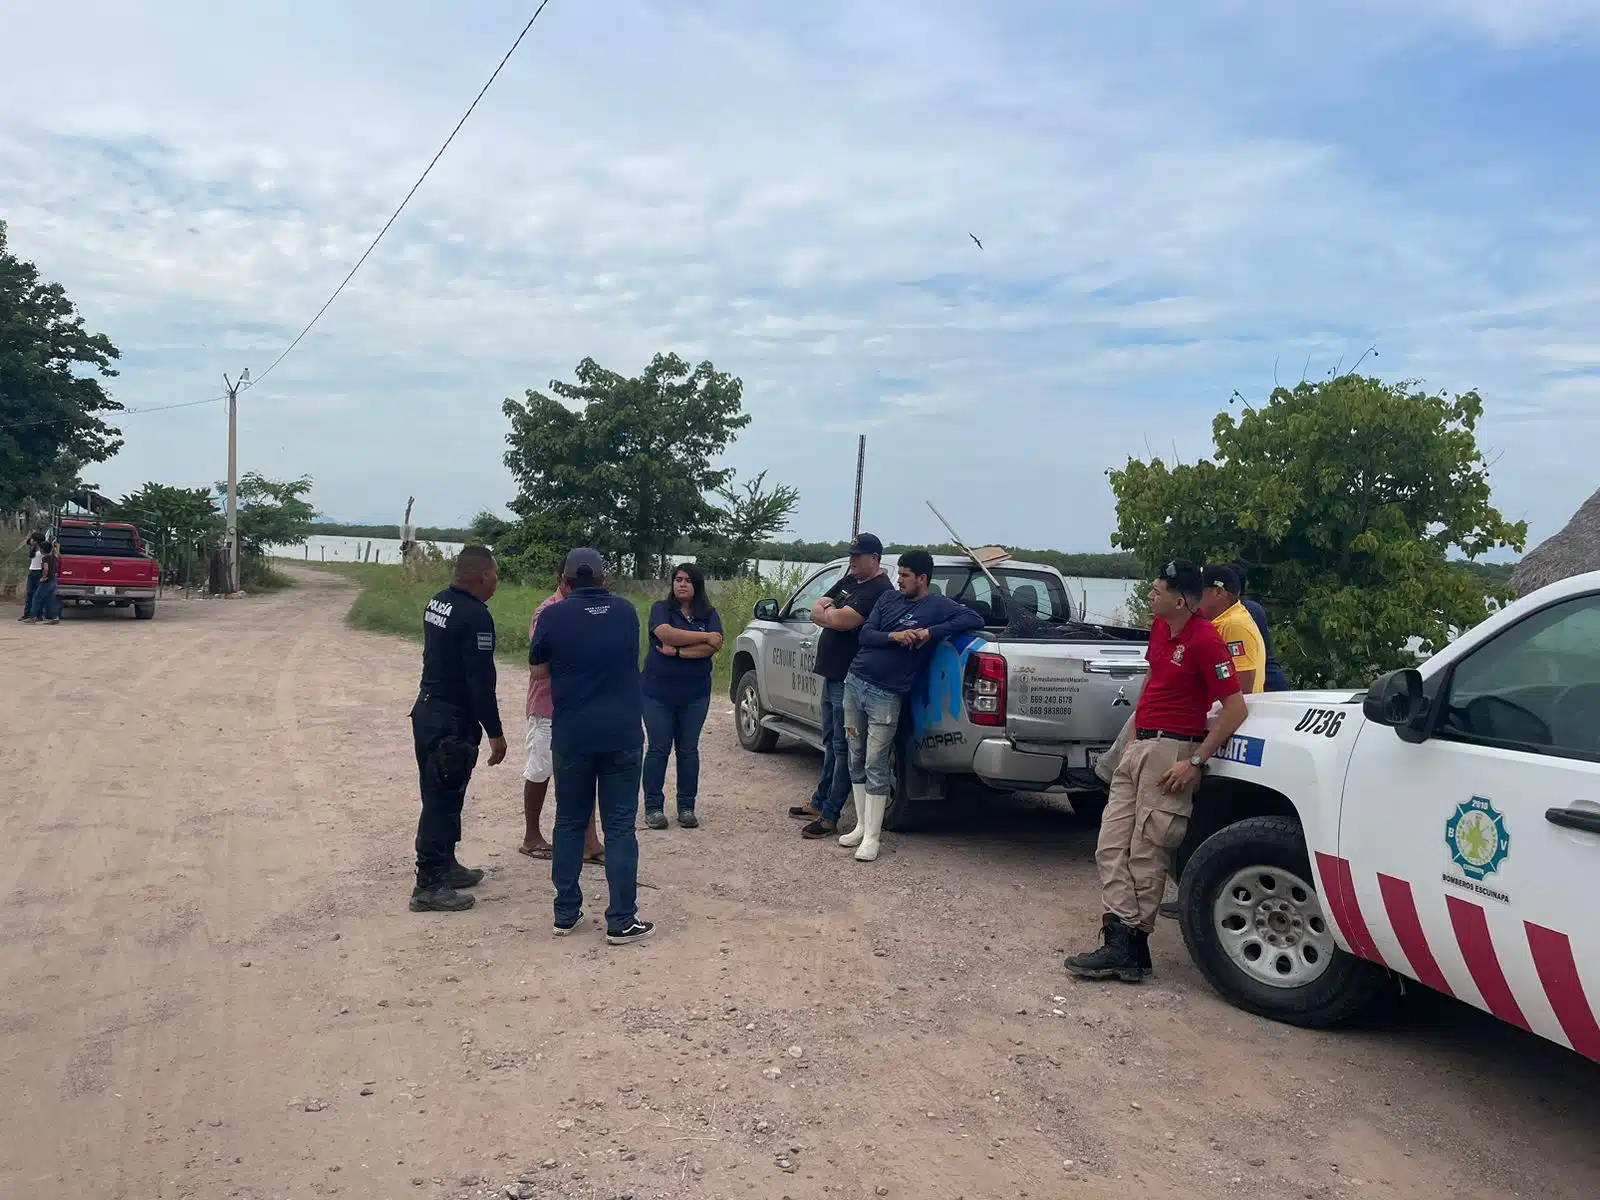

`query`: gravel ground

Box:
[1,569,1596,1200]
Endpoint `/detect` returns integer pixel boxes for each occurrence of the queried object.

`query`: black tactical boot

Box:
[1064,915,1145,983]
[409,884,475,912]
[446,863,485,889]
[1131,928,1153,980]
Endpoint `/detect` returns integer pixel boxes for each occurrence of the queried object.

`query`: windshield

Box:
[930,566,1071,625]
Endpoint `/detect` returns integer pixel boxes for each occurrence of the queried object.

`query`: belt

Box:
[1136,728,1201,742]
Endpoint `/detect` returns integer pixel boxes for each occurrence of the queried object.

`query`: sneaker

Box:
[607,920,656,946]
[446,864,485,889]
[1064,917,1145,983]
[644,810,669,830]
[553,911,583,936]
[409,885,475,913]
[677,811,699,829]
[800,818,838,839]
[45,619,60,625]
[1158,900,1180,921]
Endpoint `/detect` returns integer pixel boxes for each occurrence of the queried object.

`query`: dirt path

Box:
[1,571,1596,1200]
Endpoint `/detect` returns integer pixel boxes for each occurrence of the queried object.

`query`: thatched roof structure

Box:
[1511,486,1600,596]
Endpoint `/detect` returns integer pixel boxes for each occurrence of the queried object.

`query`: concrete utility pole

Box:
[851,434,866,538]
[222,368,250,593]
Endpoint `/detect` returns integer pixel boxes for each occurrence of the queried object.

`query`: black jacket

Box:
[417,585,503,738]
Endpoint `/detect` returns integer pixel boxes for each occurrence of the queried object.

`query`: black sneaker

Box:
[446,864,485,889]
[607,920,656,946]
[677,811,699,829]
[644,810,669,830]
[409,885,475,913]
[1064,917,1145,983]
[788,804,822,820]
[1158,900,1180,921]
[801,818,838,839]
[553,910,583,936]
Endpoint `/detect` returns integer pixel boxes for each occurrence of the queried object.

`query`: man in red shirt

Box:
[1066,559,1249,982]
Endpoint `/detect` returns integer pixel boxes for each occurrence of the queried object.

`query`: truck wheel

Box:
[881,739,919,832]
[1070,790,1108,823]
[134,602,156,621]
[1178,815,1389,1030]
[734,669,778,753]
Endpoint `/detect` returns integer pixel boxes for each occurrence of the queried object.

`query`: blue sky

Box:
[3,0,1598,552]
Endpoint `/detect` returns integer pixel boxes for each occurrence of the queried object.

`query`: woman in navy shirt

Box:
[642,563,723,829]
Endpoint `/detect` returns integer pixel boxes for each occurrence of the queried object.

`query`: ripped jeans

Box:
[843,672,901,795]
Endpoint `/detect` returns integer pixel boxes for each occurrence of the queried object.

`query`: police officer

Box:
[409,545,508,912]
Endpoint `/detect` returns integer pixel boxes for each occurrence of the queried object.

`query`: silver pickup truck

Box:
[730,554,1151,829]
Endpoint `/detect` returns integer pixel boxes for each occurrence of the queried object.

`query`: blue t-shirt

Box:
[1242,597,1290,692]
[528,587,644,754]
[642,600,723,702]
[852,591,986,695]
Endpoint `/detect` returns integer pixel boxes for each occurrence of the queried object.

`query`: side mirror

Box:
[753,599,780,622]
[1364,669,1427,736]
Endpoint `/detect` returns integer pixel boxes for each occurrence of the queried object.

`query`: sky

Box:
[3,0,1599,553]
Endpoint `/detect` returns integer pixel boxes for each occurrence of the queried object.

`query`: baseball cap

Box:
[1202,563,1241,595]
[848,532,883,556]
[563,547,606,581]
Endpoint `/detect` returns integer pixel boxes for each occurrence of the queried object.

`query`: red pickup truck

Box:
[51,520,161,619]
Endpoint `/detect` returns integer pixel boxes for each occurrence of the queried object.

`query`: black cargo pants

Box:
[411,696,482,889]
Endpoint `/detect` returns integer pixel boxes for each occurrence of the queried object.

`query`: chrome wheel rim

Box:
[1213,866,1335,989]
[738,684,760,742]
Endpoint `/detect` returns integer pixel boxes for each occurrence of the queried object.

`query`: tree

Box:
[698,470,801,578]
[502,354,750,577]
[218,473,318,556]
[0,221,123,514]
[109,483,222,577]
[1108,376,1527,687]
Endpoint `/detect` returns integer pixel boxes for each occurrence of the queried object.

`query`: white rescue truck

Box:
[1175,570,1600,1063]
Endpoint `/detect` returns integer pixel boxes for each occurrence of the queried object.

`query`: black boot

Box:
[410,884,475,912]
[445,863,485,889]
[1064,915,1145,983]
[1131,928,1153,980]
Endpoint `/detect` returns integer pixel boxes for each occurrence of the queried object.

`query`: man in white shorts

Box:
[522,573,604,862]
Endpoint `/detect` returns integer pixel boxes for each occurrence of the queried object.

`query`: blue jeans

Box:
[642,693,710,814]
[843,673,902,795]
[27,579,60,621]
[810,678,851,822]
[22,571,39,618]
[552,745,643,933]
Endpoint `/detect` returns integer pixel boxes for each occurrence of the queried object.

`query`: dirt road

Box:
[2,571,1596,1200]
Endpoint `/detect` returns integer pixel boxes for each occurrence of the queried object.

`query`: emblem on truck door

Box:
[1112,686,1131,707]
[1446,796,1510,882]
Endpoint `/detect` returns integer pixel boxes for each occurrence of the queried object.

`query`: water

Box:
[268,534,465,564]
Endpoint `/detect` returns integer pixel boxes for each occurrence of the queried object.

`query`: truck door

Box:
[1339,590,1600,1061]
[765,566,842,723]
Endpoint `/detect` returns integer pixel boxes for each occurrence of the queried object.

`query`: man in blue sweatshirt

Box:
[838,549,985,862]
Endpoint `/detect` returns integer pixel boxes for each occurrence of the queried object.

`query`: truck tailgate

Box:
[57,556,160,592]
[1002,640,1149,747]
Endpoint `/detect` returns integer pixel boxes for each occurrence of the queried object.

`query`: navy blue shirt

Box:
[529,587,644,754]
[418,585,503,739]
[1242,597,1290,692]
[852,591,986,695]
[642,600,723,702]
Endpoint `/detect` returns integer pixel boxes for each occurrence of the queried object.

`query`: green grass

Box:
[314,561,791,695]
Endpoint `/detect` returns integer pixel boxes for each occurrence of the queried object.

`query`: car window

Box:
[1439,593,1600,761]
[932,567,1071,625]
[784,567,845,620]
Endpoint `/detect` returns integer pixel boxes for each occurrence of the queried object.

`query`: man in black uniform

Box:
[410,545,508,912]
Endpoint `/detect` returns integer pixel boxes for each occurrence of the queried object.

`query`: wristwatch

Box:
[1189,754,1206,769]
[674,645,682,658]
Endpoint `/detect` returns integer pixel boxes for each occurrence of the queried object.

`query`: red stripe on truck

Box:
[1446,896,1531,1032]
[1377,873,1454,997]
[1525,922,1600,1062]
[1312,852,1386,966]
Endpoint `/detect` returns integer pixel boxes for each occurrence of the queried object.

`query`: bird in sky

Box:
[969,233,983,249]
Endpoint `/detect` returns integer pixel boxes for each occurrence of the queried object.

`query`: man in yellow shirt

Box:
[1200,564,1265,694]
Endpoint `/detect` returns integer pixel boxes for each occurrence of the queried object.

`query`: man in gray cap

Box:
[528,549,654,944]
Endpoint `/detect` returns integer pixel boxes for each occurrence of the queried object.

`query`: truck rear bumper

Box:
[972,738,1064,790]
[58,586,158,601]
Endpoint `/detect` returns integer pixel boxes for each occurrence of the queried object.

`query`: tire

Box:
[734,669,778,753]
[881,738,918,832]
[1178,815,1389,1030]
[1070,789,1108,823]
[134,602,156,621]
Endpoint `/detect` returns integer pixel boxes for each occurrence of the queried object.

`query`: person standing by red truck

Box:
[23,538,61,625]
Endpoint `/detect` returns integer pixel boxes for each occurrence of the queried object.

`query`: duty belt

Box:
[1135,728,1200,742]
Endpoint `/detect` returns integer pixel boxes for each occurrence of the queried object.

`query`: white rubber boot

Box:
[854,793,888,862]
[838,784,869,847]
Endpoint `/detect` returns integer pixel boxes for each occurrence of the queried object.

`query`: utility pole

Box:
[851,434,866,538]
[222,368,250,593]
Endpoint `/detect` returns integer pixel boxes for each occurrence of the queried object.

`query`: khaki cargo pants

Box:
[1095,736,1200,932]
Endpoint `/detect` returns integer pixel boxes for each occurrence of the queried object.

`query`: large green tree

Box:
[218,472,318,556]
[0,221,123,513]
[697,470,801,578]
[1109,376,1527,687]
[109,482,222,573]
[502,353,752,577]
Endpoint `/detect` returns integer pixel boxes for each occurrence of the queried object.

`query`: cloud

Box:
[1,1,1597,555]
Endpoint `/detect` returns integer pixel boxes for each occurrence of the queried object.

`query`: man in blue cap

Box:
[529,548,654,945]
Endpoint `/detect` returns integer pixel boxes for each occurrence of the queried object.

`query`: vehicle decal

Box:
[1312,853,1388,966]
[1377,874,1455,997]
[1211,733,1265,767]
[1445,796,1510,883]
[918,731,965,750]
[1292,708,1346,737]
[1447,896,1532,1033]
[908,635,987,736]
[1526,923,1600,1062]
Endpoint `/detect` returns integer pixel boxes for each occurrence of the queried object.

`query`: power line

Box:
[0,394,227,433]
[253,0,556,387]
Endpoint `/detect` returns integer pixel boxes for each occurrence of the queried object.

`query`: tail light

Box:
[963,652,1007,727]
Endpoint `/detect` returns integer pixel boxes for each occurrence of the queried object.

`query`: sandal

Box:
[518,843,553,860]
[584,851,605,865]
